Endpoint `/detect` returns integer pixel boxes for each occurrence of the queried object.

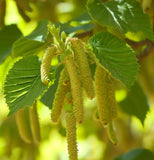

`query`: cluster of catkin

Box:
[15,101,41,144]
[41,36,118,159]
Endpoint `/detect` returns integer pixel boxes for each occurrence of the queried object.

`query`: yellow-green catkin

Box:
[41,45,57,85]
[29,101,41,144]
[15,108,33,144]
[95,64,117,126]
[70,38,95,99]
[51,68,70,122]
[65,92,73,105]
[107,122,118,145]
[65,54,84,124]
[66,112,78,160]
[93,109,100,122]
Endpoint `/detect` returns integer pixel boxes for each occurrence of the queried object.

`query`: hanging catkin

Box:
[95,64,117,126]
[29,101,41,144]
[65,92,73,105]
[15,108,33,144]
[66,112,78,160]
[107,122,118,145]
[70,38,95,99]
[41,45,57,85]
[65,54,84,124]
[51,67,70,122]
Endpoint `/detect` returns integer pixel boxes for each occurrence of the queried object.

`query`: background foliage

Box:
[0,0,154,160]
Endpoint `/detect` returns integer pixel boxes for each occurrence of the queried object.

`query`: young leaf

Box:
[89,31,139,88]
[87,0,154,41]
[120,82,149,125]
[12,20,50,57]
[114,148,154,160]
[4,55,47,115]
[0,25,22,64]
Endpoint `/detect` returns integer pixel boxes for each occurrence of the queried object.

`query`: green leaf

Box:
[87,0,154,41]
[0,25,22,64]
[89,31,139,88]
[26,20,50,42]
[114,148,154,160]
[40,65,63,108]
[12,38,45,57]
[55,12,94,34]
[12,20,50,57]
[4,55,47,115]
[55,22,94,35]
[120,82,149,125]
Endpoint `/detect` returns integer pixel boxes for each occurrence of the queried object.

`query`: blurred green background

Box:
[0,0,154,160]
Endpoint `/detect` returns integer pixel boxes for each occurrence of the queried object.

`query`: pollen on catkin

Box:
[41,45,57,85]
[65,92,73,105]
[15,108,33,144]
[51,67,70,122]
[29,101,41,144]
[66,112,78,160]
[70,38,95,99]
[65,54,84,124]
[95,64,117,126]
[107,122,118,145]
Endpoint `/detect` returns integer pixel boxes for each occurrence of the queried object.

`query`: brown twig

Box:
[16,2,30,22]
[76,30,93,39]
[0,0,6,28]
[137,43,154,62]
[125,39,152,50]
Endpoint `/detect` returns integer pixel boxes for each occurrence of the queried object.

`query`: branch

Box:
[137,43,154,62]
[125,39,151,50]
[0,0,6,28]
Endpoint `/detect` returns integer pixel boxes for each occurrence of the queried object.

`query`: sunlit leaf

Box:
[4,56,47,115]
[89,31,139,88]
[87,0,154,41]
[12,20,50,57]
[12,38,45,57]
[26,20,50,42]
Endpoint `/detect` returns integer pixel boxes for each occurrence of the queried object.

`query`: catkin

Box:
[41,45,57,85]
[15,108,33,144]
[29,101,41,144]
[51,68,70,122]
[95,64,117,126]
[66,112,78,160]
[107,122,118,145]
[65,54,84,124]
[65,92,73,105]
[70,38,95,99]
